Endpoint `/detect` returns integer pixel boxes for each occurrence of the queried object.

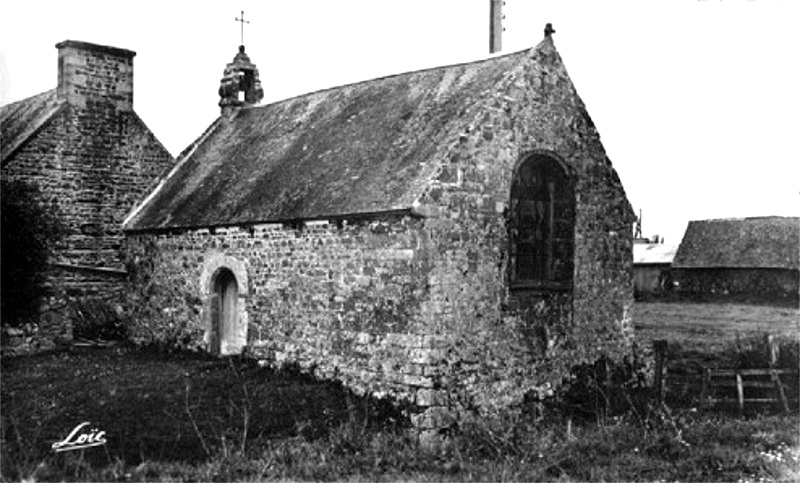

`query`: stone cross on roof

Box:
[235,10,249,46]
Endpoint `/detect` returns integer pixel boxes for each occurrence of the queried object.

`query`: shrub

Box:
[71,298,129,341]
[555,354,652,423]
[1,179,65,326]
[725,333,800,370]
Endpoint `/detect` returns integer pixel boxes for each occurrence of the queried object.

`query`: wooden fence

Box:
[653,336,799,413]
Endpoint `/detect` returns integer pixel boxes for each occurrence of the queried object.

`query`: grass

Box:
[2,301,799,481]
[3,344,799,482]
[632,301,799,352]
[633,300,800,419]
[0,345,403,480]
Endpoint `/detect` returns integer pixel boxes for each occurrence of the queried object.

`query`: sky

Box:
[1,0,798,244]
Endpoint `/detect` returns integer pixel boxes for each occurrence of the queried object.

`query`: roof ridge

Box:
[690,216,800,223]
[244,42,549,112]
[675,215,799,270]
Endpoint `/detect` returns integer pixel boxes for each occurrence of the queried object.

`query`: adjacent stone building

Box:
[123,32,636,433]
[672,217,799,303]
[1,40,174,345]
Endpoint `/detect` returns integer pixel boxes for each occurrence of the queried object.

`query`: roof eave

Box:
[124,207,425,235]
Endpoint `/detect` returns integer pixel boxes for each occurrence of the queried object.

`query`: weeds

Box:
[71,299,128,341]
[183,379,211,458]
[3,347,799,482]
[726,333,800,370]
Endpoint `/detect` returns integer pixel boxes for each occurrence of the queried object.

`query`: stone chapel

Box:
[122,30,636,435]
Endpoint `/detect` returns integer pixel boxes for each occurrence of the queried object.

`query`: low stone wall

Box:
[0,323,54,356]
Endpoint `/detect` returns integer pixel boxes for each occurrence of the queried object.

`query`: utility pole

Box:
[490,0,503,53]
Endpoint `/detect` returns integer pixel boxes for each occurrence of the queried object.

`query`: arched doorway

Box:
[200,253,249,355]
[211,268,239,355]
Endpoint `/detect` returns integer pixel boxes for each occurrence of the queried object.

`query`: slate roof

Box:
[1,89,66,164]
[633,243,678,265]
[673,217,800,270]
[125,40,558,232]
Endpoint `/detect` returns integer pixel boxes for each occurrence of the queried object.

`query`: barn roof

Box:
[125,38,565,231]
[1,89,66,164]
[633,243,678,265]
[673,217,800,270]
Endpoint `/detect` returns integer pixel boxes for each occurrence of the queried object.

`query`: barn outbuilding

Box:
[633,242,678,296]
[121,32,636,435]
[672,217,799,303]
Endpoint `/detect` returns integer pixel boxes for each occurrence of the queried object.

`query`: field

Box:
[632,301,799,352]
[633,301,800,413]
[1,301,799,482]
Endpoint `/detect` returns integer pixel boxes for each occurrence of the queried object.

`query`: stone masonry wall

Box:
[2,105,173,313]
[2,42,174,347]
[404,42,635,417]
[123,216,451,422]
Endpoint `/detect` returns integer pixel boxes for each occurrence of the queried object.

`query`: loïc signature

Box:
[51,422,107,452]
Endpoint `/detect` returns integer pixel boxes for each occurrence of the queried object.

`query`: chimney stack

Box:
[490,0,503,54]
[56,40,136,112]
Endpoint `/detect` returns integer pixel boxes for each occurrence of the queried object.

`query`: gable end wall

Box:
[1,103,174,346]
[408,43,634,414]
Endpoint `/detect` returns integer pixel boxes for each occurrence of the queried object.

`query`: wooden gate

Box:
[653,336,799,413]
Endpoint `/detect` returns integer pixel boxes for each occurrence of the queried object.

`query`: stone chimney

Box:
[55,40,136,112]
[218,45,264,116]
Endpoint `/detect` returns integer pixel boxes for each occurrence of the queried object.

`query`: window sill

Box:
[509,281,571,293]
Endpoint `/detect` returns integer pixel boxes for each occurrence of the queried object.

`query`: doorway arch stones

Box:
[200,252,249,355]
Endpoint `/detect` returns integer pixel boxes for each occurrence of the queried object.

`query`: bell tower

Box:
[218,45,264,116]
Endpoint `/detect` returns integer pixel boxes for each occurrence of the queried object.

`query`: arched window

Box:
[509,154,574,289]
